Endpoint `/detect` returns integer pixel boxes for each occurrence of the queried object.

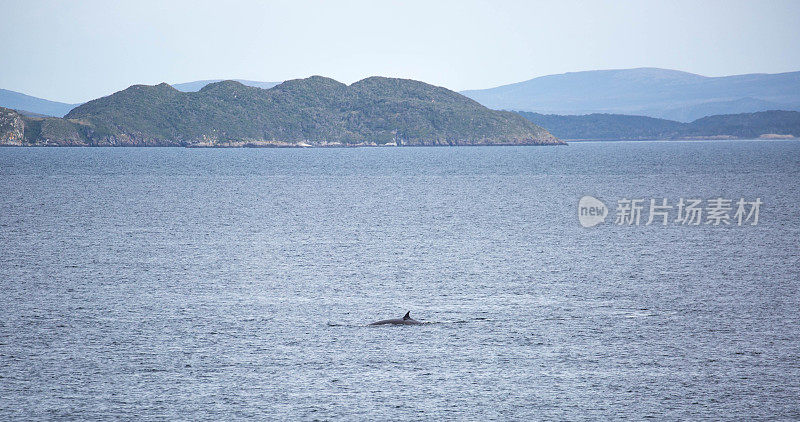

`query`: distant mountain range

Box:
[4,68,800,122]
[462,68,800,122]
[517,110,800,140]
[2,69,800,145]
[0,89,78,118]
[0,77,560,147]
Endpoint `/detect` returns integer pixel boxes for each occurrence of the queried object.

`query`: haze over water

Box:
[1,141,798,419]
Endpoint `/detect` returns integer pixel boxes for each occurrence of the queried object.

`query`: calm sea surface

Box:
[1,141,799,420]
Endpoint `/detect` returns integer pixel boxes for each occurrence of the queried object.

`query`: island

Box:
[0,76,563,147]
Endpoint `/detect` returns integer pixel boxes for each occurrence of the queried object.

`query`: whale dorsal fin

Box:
[403,311,411,320]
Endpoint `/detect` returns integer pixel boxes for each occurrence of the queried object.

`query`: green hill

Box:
[685,111,800,139]
[517,110,800,140]
[1,76,561,147]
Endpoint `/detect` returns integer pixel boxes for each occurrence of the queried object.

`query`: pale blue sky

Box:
[2,0,799,103]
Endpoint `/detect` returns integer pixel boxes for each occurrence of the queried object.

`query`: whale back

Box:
[369,311,421,325]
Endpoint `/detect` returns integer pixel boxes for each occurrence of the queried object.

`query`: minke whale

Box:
[369,311,422,326]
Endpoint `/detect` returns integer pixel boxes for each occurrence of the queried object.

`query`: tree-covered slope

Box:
[684,111,800,139]
[517,112,685,140]
[518,110,800,140]
[54,76,561,146]
[171,79,280,92]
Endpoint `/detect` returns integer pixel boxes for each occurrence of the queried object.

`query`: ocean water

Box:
[1,140,799,420]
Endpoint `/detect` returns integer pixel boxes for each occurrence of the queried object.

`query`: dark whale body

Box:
[369,311,422,326]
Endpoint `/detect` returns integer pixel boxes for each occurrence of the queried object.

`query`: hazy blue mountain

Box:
[518,110,800,140]
[0,88,78,117]
[463,68,800,122]
[172,79,280,92]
